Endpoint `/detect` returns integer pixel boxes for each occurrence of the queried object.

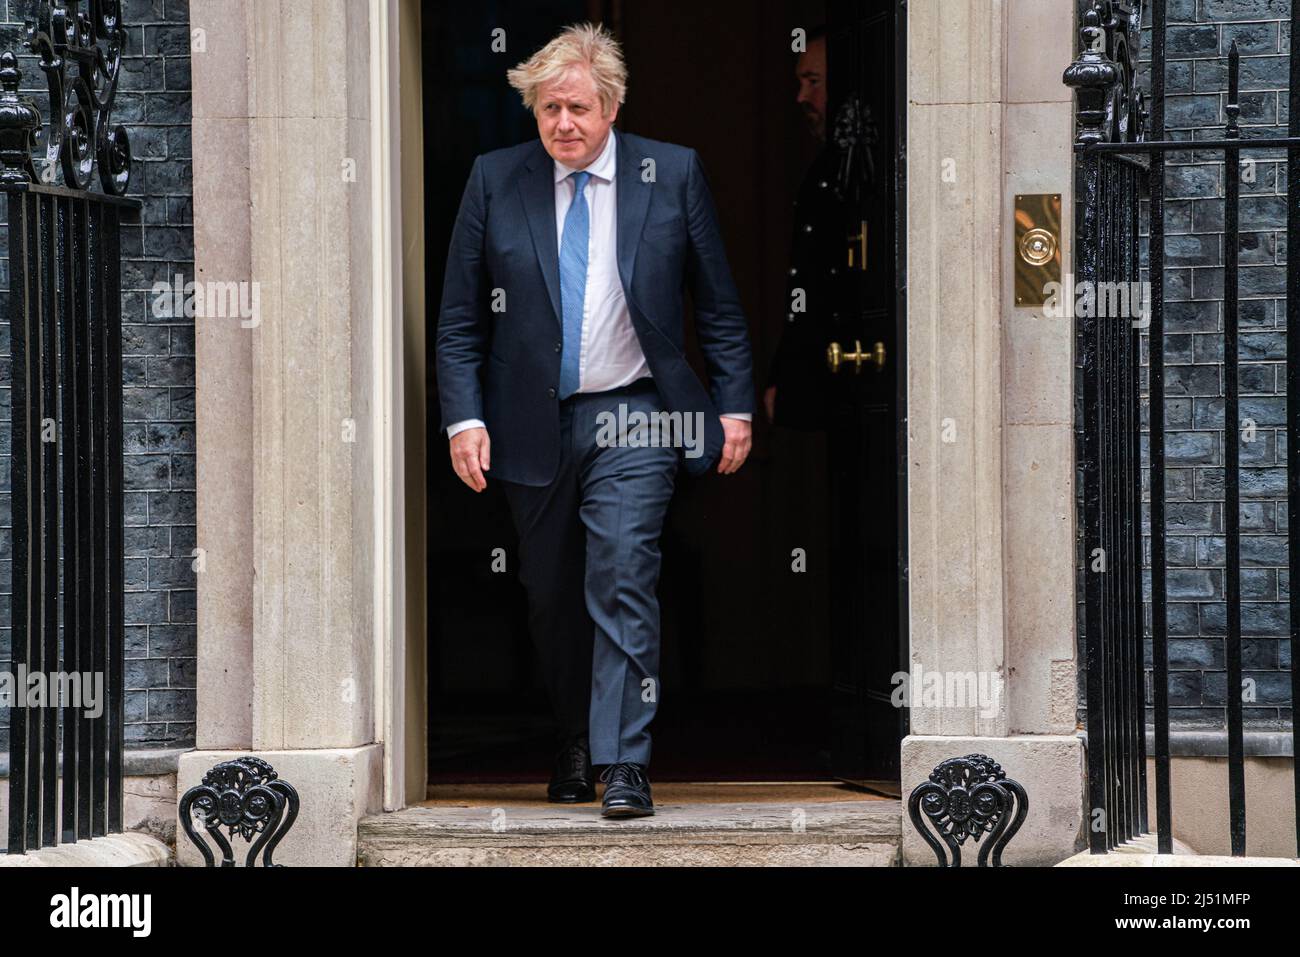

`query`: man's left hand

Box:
[717,417,753,475]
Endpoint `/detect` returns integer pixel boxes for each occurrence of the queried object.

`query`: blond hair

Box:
[506,22,627,115]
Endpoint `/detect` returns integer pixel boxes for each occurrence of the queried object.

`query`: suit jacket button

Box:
[554,342,562,352]
[547,387,557,399]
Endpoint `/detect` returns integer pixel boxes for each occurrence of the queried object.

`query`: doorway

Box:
[422,0,907,788]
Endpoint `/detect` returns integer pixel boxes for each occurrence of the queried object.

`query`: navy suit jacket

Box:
[435,129,755,487]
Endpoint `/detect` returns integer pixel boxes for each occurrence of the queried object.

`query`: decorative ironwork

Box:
[1062,0,1146,147]
[907,754,1028,867]
[1066,0,1300,857]
[17,0,133,193]
[180,757,301,867]
[1064,0,1152,858]
[831,92,878,202]
[4,23,138,850]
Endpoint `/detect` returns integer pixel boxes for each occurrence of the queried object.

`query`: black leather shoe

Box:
[599,762,654,818]
[548,734,596,803]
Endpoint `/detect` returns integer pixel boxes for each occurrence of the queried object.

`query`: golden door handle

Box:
[826,339,886,374]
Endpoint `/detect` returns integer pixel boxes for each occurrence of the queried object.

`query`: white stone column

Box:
[193,0,255,752]
[901,0,1085,866]
[1000,0,1081,741]
[906,0,1008,742]
[184,0,388,866]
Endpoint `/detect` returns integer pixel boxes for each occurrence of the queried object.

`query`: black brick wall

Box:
[0,0,195,753]
[1076,0,1295,732]
[1143,0,1293,729]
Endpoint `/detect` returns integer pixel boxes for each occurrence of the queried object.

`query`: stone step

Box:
[358,795,902,866]
[1056,833,1300,867]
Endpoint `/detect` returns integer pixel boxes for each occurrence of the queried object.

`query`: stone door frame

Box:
[188,0,1088,866]
[386,0,1087,821]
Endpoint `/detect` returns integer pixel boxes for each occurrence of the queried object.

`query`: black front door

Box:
[825,0,908,788]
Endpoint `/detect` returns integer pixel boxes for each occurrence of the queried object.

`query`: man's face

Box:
[535,63,618,169]
[796,37,827,141]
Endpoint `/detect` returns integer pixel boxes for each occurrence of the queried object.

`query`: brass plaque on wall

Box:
[1014,193,1062,307]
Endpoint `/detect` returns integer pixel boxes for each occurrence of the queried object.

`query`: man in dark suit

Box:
[436,23,754,817]
[765,26,840,430]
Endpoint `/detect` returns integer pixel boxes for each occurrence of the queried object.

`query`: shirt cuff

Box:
[721,413,753,422]
[447,418,486,439]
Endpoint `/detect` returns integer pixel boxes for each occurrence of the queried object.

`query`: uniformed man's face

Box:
[796,38,827,140]
[535,63,618,169]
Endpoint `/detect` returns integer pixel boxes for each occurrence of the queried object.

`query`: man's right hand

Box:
[449,427,490,492]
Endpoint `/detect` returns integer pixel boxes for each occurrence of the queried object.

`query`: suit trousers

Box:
[500,376,680,767]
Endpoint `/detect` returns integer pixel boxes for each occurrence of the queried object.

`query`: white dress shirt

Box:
[447,128,751,438]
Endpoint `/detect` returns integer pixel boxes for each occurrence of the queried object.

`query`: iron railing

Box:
[1067,0,1300,857]
[1,0,135,855]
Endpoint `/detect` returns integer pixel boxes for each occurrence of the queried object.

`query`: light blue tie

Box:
[558,170,591,400]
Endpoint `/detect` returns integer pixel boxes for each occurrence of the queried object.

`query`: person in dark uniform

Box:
[764,27,842,431]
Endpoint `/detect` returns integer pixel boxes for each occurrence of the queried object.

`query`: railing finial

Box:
[1226,40,1241,139]
[1064,4,1121,145]
[0,51,41,190]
